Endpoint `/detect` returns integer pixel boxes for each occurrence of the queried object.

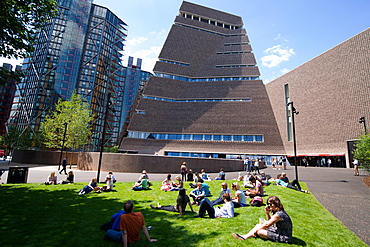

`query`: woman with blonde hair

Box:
[45,172,57,185]
[231,182,247,207]
[232,196,292,243]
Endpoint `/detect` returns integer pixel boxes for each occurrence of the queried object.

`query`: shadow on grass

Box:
[290,237,307,246]
[0,184,216,247]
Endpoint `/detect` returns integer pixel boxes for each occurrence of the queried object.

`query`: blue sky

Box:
[1,0,369,84]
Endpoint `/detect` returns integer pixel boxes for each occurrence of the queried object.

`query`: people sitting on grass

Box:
[232,196,292,243]
[133,175,149,191]
[193,172,204,184]
[150,188,195,216]
[260,172,271,186]
[245,175,264,197]
[160,174,173,191]
[45,172,57,185]
[106,171,116,183]
[58,170,74,184]
[101,175,114,192]
[200,169,208,180]
[215,168,226,180]
[104,200,157,245]
[280,172,289,183]
[187,169,194,182]
[275,174,308,193]
[189,182,205,205]
[170,176,183,191]
[211,182,231,206]
[201,182,211,197]
[78,177,99,195]
[193,193,234,218]
[231,182,247,207]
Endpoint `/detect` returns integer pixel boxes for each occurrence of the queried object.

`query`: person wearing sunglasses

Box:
[232,196,292,243]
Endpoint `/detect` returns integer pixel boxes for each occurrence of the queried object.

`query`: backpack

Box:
[250,196,263,207]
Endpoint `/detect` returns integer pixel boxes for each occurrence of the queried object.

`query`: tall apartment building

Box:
[120,1,284,158]
[0,63,21,135]
[118,57,152,140]
[7,0,128,151]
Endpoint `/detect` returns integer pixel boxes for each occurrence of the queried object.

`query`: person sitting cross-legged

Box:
[189,182,205,205]
[193,193,234,218]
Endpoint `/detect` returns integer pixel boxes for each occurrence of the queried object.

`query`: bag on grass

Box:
[250,196,263,207]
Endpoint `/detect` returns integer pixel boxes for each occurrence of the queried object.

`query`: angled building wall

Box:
[120,1,284,158]
[266,28,370,167]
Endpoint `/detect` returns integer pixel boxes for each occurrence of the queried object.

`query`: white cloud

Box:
[124,46,162,72]
[126,36,148,46]
[280,68,290,75]
[260,45,295,68]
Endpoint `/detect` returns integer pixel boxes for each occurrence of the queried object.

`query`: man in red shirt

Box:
[120,200,157,246]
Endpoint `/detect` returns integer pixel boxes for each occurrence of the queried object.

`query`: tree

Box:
[0,0,58,59]
[41,92,93,151]
[1,126,32,153]
[353,133,370,172]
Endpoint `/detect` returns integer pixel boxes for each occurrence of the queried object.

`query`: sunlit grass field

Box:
[0,180,366,247]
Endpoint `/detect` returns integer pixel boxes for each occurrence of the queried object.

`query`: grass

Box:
[0,180,366,247]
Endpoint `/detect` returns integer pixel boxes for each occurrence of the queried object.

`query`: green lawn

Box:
[0,180,366,247]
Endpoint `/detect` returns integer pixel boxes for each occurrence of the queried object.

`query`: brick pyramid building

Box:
[120,1,284,158]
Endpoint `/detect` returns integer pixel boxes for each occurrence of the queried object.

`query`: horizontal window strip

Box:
[143,95,251,102]
[216,64,255,68]
[154,73,260,81]
[128,131,263,142]
[159,59,190,67]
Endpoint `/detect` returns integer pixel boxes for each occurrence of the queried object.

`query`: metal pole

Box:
[290,102,299,181]
[58,122,68,171]
[97,93,111,182]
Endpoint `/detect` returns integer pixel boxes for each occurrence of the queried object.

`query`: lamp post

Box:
[58,122,68,171]
[287,102,299,181]
[97,92,112,182]
[359,117,367,134]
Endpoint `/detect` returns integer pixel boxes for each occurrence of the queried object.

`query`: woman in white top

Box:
[231,182,247,207]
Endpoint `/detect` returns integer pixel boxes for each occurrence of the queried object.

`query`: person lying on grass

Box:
[78,177,100,195]
[193,193,234,218]
[150,188,195,216]
[232,196,292,243]
[275,174,309,193]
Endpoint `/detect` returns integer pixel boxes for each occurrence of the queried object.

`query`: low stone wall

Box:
[12,150,79,165]
[77,152,243,173]
[11,150,244,173]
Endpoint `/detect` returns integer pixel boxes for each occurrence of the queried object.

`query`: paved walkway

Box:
[0,162,369,245]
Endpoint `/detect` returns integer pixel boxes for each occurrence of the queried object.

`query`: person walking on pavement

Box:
[59,157,68,175]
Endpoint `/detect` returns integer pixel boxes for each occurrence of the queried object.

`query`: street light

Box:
[287,102,299,181]
[97,92,112,182]
[58,122,68,171]
[359,117,367,134]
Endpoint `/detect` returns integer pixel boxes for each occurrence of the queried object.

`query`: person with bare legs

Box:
[232,196,292,243]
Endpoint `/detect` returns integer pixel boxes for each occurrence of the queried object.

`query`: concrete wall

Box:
[12,150,79,166]
[11,150,244,173]
[77,152,244,173]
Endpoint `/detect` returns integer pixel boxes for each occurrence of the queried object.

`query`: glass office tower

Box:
[8,0,128,150]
